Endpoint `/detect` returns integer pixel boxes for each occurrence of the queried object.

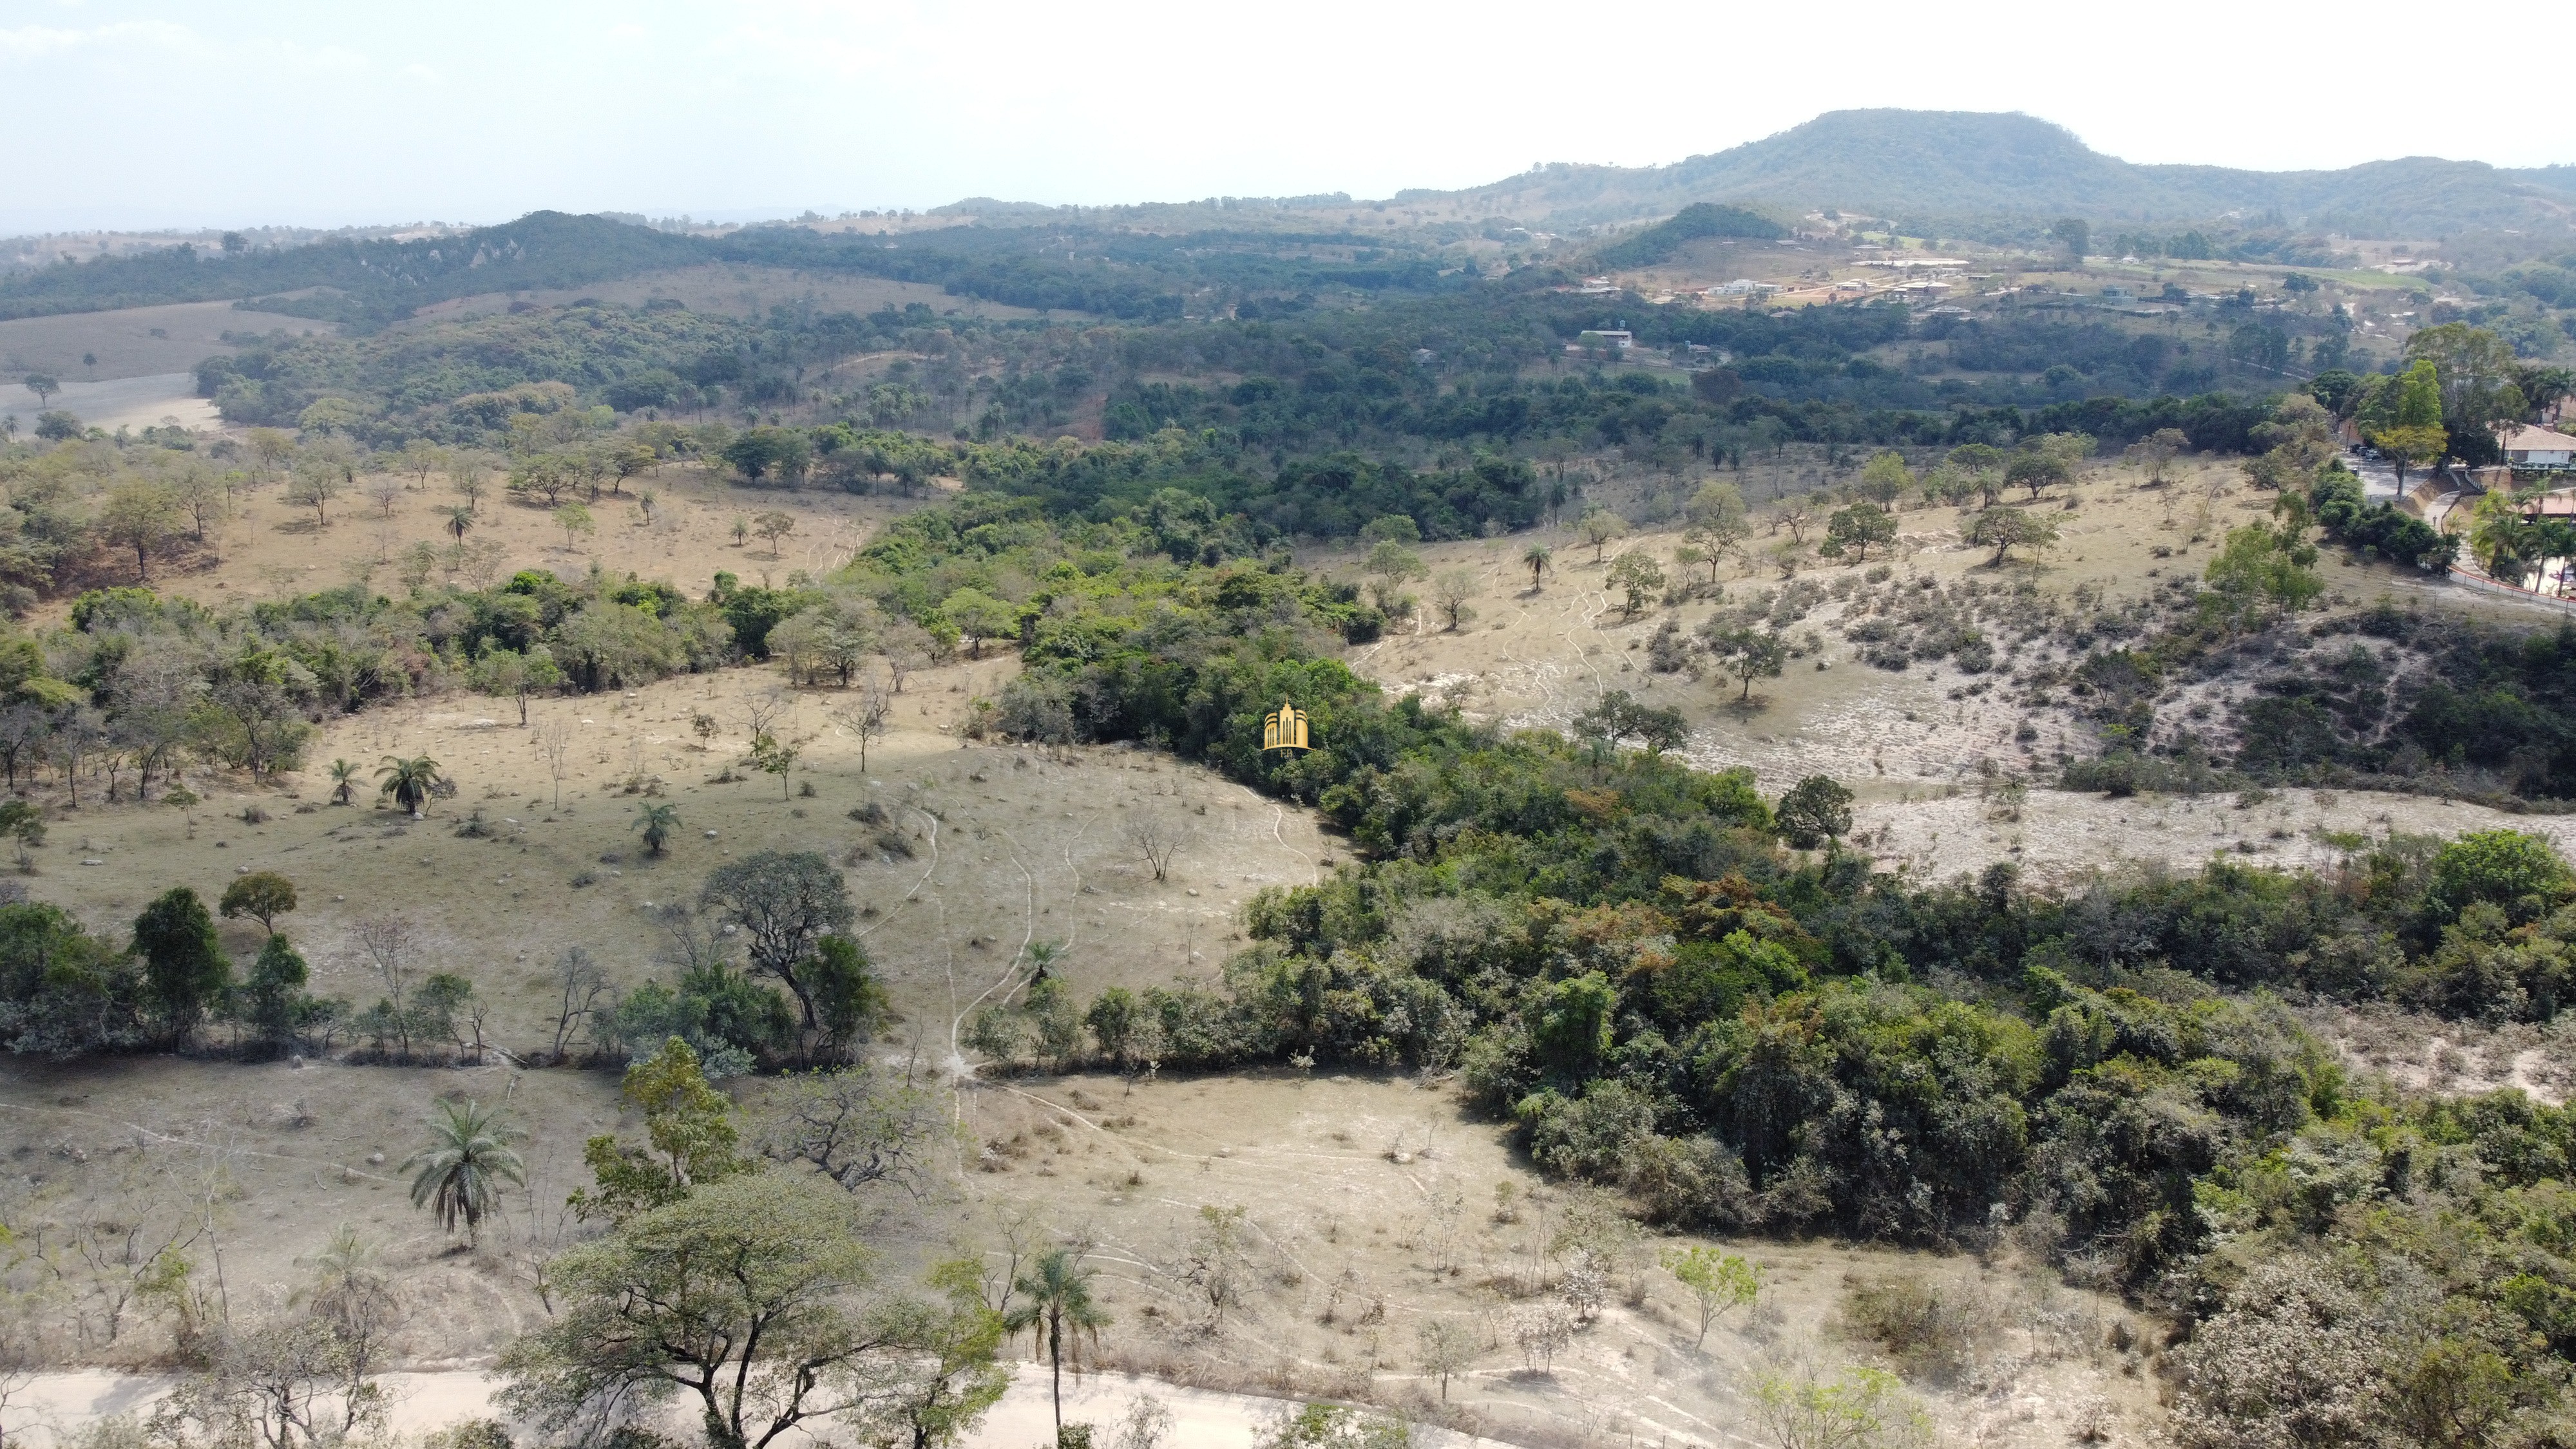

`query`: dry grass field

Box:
[0,303,329,386]
[41,459,906,629]
[399,265,1056,327]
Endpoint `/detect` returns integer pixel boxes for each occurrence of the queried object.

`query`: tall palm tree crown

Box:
[403,1097,525,1242]
[1002,1248,1110,1437]
[377,755,443,818]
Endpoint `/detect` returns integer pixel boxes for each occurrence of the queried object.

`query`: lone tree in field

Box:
[1605,551,1665,617]
[2126,428,2189,486]
[1578,507,1628,563]
[634,802,680,857]
[828,681,891,773]
[1967,507,2058,566]
[327,758,361,805]
[746,731,805,799]
[376,754,443,819]
[1776,775,1855,849]
[702,851,855,1034]
[2007,451,2070,501]
[1665,1245,1762,1349]
[754,510,797,558]
[1820,503,1896,564]
[1684,478,1751,561]
[1004,1248,1110,1443]
[287,455,343,526]
[1707,625,1789,702]
[403,1097,525,1245]
[22,374,57,410]
[1854,451,1913,507]
[469,642,564,727]
[1361,538,1426,616]
[1522,542,1552,591]
[1431,567,1480,631]
[1419,1318,1477,1401]
[218,870,298,936]
[1123,811,1192,883]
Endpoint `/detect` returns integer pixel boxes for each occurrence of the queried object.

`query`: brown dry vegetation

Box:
[28,452,909,627]
[398,265,1057,327]
[0,303,330,385]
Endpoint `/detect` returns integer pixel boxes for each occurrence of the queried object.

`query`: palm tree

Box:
[1523,543,1552,592]
[1003,1248,1110,1440]
[1026,939,1064,984]
[402,1098,525,1244]
[444,506,475,542]
[635,802,680,857]
[327,758,361,806]
[376,755,443,819]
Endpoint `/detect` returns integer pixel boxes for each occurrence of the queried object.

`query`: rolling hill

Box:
[1418,109,2576,238]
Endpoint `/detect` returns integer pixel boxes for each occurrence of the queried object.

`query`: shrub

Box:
[1841,1274,1992,1387]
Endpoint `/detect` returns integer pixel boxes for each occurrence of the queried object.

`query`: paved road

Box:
[2345,448,2403,502]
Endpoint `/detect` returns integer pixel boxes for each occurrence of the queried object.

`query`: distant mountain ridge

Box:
[1407,110,2576,238]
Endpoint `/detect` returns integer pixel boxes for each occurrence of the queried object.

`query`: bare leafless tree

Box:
[755,1065,949,1199]
[829,677,892,773]
[533,718,573,808]
[653,901,732,974]
[742,686,794,742]
[882,621,931,694]
[352,917,417,1057]
[1123,811,1193,883]
[539,949,607,1064]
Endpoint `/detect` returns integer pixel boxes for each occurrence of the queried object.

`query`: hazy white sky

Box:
[1,0,2564,233]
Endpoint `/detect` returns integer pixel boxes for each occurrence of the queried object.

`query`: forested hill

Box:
[0,211,1461,328]
[1422,110,2576,237]
[0,212,705,325]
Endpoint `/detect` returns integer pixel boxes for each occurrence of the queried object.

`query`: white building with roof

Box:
[2503,424,2576,470]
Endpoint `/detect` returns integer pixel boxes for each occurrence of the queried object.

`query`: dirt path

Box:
[0,1365,1509,1448]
